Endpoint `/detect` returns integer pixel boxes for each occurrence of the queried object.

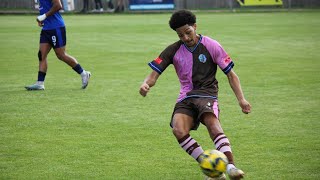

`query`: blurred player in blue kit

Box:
[25,0,91,90]
[139,10,251,180]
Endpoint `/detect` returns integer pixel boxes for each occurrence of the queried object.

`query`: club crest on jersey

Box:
[198,54,207,63]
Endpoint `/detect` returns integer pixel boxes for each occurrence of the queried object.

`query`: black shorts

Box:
[170,97,219,130]
[40,27,66,49]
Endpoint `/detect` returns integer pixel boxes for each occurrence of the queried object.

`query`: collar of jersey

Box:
[183,34,202,53]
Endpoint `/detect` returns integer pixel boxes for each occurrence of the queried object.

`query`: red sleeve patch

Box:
[224,56,231,63]
[154,57,163,64]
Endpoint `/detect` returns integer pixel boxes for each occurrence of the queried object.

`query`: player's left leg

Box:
[54,47,91,89]
[53,27,90,89]
[54,46,78,67]
[202,113,244,180]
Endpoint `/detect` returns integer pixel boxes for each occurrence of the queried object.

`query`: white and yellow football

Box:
[199,149,228,178]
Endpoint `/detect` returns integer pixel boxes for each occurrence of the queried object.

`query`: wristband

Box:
[37,14,47,21]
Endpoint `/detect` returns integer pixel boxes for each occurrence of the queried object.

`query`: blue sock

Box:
[72,64,84,74]
[38,71,46,81]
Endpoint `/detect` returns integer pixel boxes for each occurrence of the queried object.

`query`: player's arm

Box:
[37,0,62,25]
[139,70,160,97]
[226,69,251,114]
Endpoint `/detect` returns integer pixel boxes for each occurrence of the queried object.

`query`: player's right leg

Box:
[171,112,204,162]
[25,43,51,91]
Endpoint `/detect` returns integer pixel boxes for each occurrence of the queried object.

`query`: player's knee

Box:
[38,51,42,61]
[172,126,188,139]
[56,53,65,60]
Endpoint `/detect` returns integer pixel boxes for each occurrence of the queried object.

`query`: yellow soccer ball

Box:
[199,150,228,178]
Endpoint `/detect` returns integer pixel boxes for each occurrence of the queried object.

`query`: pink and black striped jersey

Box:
[148,35,234,102]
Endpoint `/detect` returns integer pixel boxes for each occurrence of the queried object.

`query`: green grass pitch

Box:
[0,11,319,179]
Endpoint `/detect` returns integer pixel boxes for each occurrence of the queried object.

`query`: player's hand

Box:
[36,14,46,27]
[37,20,44,27]
[239,99,251,114]
[139,83,150,97]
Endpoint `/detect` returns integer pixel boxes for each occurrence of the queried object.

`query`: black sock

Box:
[37,71,46,81]
[72,64,84,74]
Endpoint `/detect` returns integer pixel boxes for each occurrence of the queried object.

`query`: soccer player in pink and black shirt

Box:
[139,10,251,180]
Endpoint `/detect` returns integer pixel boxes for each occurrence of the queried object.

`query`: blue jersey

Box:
[39,0,65,30]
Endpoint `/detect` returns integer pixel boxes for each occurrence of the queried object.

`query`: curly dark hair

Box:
[169,9,196,31]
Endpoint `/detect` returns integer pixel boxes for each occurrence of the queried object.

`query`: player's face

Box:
[176,24,198,48]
